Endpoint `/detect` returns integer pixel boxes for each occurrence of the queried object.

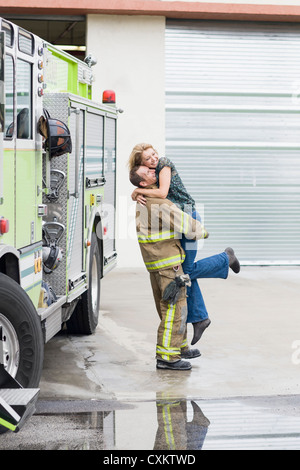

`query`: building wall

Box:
[3,1,300,267]
[86,15,165,267]
[3,1,300,22]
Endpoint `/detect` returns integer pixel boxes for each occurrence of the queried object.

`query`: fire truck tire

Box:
[67,232,101,335]
[0,273,44,388]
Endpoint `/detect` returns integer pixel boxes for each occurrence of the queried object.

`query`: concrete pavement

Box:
[2,265,300,450]
[40,265,300,401]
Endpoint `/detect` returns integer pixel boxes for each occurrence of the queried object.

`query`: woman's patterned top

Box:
[155,157,196,213]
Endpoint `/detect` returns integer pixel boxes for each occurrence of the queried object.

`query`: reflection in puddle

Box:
[153,397,209,450]
[2,396,300,450]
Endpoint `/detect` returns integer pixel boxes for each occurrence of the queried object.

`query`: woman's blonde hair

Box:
[128,143,154,171]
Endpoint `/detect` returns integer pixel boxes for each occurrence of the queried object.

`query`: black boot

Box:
[225,247,240,273]
[181,348,201,359]
[156,359,192,370]
[191,318,211,345]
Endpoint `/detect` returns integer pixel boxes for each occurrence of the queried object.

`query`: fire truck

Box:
[0,18,118,432]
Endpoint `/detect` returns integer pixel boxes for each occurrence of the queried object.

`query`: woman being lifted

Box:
[128,143,211,345]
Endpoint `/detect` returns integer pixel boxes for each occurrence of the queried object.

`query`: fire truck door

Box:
[15,57,40,248]
[67,106,84,282]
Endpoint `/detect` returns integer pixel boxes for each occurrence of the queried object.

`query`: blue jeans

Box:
[181,211,229,323]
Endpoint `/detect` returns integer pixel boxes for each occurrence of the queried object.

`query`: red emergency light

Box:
[0,217,9,235]
[103,90,116,104]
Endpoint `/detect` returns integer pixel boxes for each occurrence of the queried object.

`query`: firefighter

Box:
[130,165,210,370]
[130,165,240,370]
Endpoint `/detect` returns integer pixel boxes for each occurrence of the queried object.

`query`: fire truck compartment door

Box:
[67,106,84,281]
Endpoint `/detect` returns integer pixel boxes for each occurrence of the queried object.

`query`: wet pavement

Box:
[1,267,300,451]
[1,395,300,450]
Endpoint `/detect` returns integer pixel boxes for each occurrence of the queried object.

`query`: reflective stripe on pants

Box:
[150,266,187,363]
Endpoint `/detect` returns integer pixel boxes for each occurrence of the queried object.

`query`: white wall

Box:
[86,14,166,267]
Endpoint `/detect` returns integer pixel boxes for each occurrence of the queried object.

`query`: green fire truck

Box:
[0,18,118,432]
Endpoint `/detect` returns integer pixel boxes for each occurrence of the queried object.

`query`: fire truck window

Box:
[18,30,34,56]
[16,59,32,139]
[4,54,14,139]
[1,21,13,48]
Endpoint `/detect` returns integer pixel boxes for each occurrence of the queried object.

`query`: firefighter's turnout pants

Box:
[150,265,188,363]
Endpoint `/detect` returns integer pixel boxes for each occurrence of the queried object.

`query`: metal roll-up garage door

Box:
[165,20,300,265]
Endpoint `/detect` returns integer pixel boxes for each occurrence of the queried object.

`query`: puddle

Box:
[1,396,300,450]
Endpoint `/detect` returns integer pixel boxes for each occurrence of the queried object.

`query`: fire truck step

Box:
[0,388,39,432]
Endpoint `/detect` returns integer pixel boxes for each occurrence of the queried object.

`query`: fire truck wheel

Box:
[67,233,101,335]
[0,273,44,388]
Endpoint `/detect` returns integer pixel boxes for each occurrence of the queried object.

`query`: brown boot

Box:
[225,247,240,273]
[191,318,211,345]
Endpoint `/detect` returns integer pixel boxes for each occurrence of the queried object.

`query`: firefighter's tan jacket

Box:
[136,195,207,272]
